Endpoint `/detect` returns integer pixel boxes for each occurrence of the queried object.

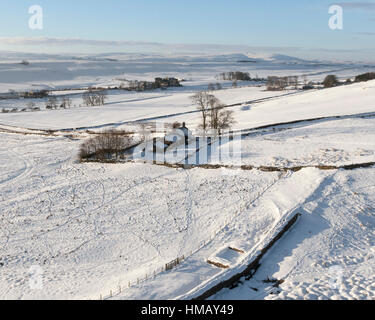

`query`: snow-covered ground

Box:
[1,52,373,94]
[2,75,375,135]
[166,79,375,132]
[1,52,375,300]
[0,85,292,130]
[192,117,375,168]
[211,167,375,300]
[0,132,280,299]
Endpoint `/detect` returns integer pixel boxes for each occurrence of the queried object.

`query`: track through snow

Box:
[0,148,33,187]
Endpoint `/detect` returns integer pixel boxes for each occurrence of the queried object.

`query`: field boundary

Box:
[191,213,301,300]
[154,161,375,172]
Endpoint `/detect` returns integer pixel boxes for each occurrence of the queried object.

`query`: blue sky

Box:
[0,0,374,61]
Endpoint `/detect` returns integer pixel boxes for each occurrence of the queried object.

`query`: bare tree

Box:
[192,91,237,133]
[61,97,72,109]
[208,96,221,131]
[99,91,107,105]
[279,77,288,90]
[191,91,213,132]
[302,75,308,86]
[83,89,107,106]
[266,76,288,91]
[207,96,237,133]
[217,110,236,132]
[45,97,58,109]
[266,77,278,91]
[210,105,236,133]
[292,76,299,89]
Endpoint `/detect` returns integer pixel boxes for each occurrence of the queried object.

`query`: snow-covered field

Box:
[0,86,291,130]
[1,52,373,94]
[1,52,375,300]
[0,132,282,299]
[196,117,375,168]
[166,79,375,132]
[212,167,375,300]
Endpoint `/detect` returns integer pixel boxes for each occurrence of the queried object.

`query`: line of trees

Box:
[82,89,107,106]
[218,71,251,81]
[354,72,375,83]
[266,76,299,91]
[79,129,134,161]
[19,90,49,99]
[45,96,73,109]
[119,78,181,92]
[322,72,375,89]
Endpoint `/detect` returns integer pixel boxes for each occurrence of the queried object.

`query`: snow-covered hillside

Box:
[0,53,375,300]
[211,167,375,300]
[0,52,373,93]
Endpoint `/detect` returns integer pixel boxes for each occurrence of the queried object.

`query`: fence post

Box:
[185,134,189,165]
[207,137,212,163]
[196,137,200,165]
[153,138,156,164]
